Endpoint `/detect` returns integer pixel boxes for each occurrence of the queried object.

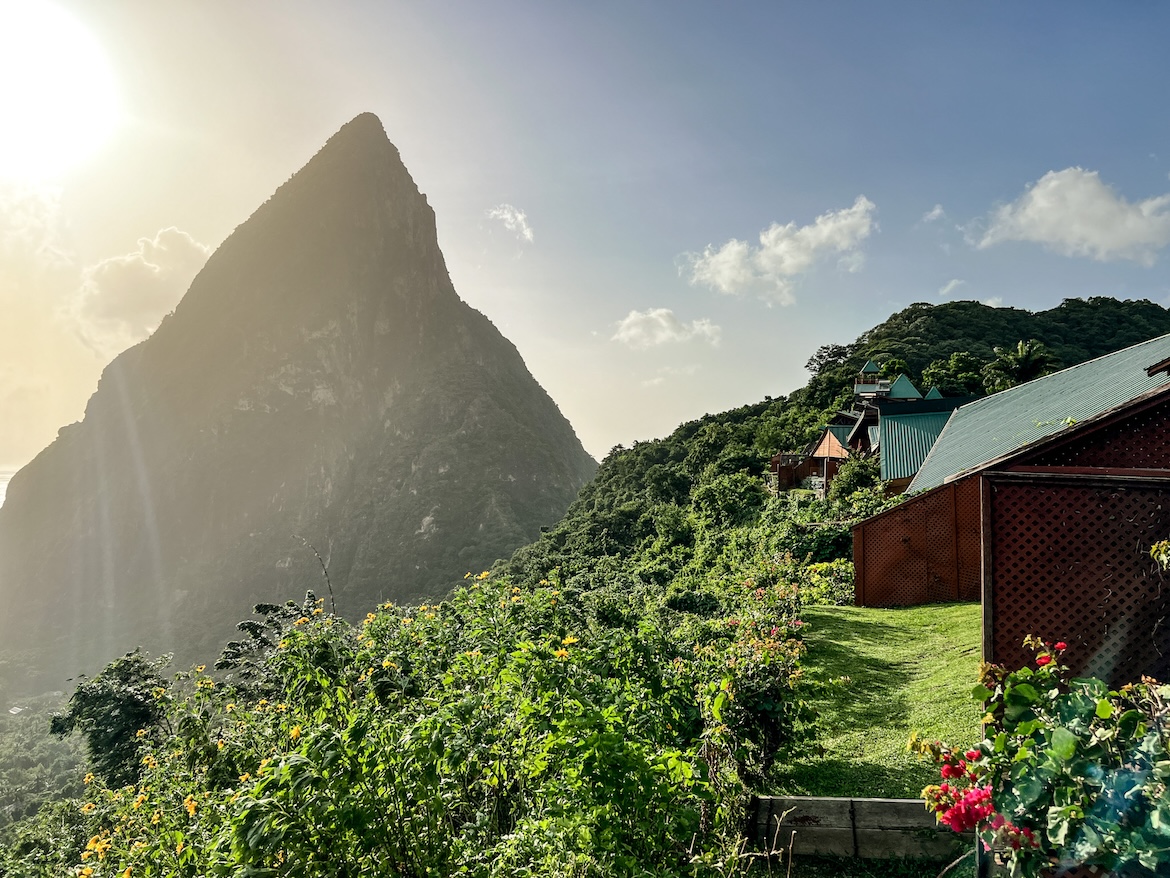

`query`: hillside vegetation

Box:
[5,297,1170,876]
[504,297,1170,600]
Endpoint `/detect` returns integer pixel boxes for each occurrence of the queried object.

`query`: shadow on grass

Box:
[766,754,937,799]
[798,609,916,736]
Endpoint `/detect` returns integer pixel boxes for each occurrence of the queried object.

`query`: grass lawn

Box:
[768,602,983,800]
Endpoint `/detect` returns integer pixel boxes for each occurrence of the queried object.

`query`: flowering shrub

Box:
[911,638,1170,877]
[5,572,810,877]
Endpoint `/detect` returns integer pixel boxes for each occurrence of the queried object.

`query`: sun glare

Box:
[0,0,123,182]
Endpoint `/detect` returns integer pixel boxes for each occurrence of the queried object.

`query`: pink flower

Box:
[965,749,980,761]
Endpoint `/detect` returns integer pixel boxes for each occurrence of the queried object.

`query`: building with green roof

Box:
[853,331,1170,686]
[910,332,1170,492]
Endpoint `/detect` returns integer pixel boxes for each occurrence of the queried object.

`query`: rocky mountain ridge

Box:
[0,113,597,686]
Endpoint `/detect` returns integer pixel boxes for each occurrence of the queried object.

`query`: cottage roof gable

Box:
[909,333,1170,492]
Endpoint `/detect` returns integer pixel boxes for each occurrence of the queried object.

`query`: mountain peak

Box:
[0,119,596,687]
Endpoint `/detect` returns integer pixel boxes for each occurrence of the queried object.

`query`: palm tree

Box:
[981,339,1060,393]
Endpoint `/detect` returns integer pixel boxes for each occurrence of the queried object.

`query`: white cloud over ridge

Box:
[612,308,721,349]
[487,203,534,243]
[68,227,210,357]
[685,196,876,304]
[938,278,965,298]
[978,168,1170,265]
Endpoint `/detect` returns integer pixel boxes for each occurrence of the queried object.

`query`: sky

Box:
[4,2,1170,469]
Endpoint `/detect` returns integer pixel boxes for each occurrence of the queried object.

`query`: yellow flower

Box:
[133,793,147,809]
[290,725,302,741]
[150,810,161,825]
[512,586,521,594]
[183,795,197,817]
[153,687,166,698]
[216,739,225,751]
[364,612,376,624]
[176,840,184,855]
[79,868,94,878]
[239,772,251,782]
[464,572,472,579]
[382,659,398,669]
[225,703,235,712]
[277,702,287,711]
[80,802,96,814]
[554,649,570,659]
[561,635,579,646]
[135,728,147,738]
[293,617,309,626]
[425,612,435,619]
[312,607,323,615]
[401,617,413,625]
[195,664,206,673]
[476,570,490,580]
[122,867,133,878]
[278,639,288,649]
[83,772,95,784]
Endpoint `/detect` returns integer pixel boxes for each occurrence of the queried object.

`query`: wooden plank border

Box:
[748,796,972,860]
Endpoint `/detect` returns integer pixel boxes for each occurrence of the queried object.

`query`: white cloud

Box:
[978,168,1170,265]
[67,227,210,357]
[922,204,946,223]
[611,308,721,349]
[685,196,876,304]
[938,278,965,297]
[983,296,1004,308]
[486,203,534,243]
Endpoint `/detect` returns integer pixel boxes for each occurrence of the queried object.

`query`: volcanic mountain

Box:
[0,113,597,686]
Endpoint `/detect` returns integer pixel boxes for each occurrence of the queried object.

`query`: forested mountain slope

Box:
[502,297,1170,592]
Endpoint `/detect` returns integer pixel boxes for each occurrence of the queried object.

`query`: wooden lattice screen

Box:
[853,477,981,606]
[984,474,1170,686]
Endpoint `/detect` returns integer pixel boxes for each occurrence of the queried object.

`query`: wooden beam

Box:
[749,796,971,860]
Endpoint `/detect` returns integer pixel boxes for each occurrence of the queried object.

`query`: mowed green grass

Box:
[768,602,983,800]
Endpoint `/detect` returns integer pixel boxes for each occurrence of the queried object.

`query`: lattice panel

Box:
[954,477,982,601]
[855,480,982,607]
[1022,399,1170,469]
[987,479,1170,686]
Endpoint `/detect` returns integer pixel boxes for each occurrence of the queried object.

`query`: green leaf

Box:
[1094,698,1113,719]
[970,683,993,702]
[1049,726,1078,762]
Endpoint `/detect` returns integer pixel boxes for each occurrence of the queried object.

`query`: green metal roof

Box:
[826,424,853,446]
[879,411,954,481]
[887,374,922,399]
[925,386,944,399]
[860,359,881,374]
[909,333,1170,492]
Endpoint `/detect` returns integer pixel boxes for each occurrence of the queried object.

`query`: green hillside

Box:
[502,297,1170,593]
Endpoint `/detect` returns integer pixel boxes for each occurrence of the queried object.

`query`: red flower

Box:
[965,749,980,761]
[1036,654,1052,666]
[1054,641,1067,651]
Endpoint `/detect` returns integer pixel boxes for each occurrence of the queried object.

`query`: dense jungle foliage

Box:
[1,573,811,876]
[504,297,1170,601]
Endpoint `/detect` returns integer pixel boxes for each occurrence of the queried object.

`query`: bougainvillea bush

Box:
[1,571,811,877]
[911,638,1170,877]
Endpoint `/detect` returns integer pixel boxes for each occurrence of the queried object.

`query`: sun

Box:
[0,0,123,182]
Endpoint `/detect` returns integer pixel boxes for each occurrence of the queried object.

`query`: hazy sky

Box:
[4,1,1170,468]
